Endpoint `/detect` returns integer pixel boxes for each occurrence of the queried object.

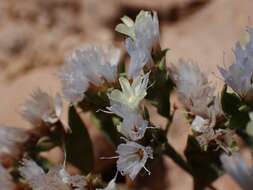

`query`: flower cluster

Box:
[59,44,121,104]
[19,159,86,190]
[218,28,253,101]
[1,9,253,190]
[107,73,153,179]
[169,60,234,152]
[116,11,160,78]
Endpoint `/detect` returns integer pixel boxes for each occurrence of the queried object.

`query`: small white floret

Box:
[116,140,153,180]
[0,125,28,157]
[19,159,86,190]
[108,73,149,110]
[60,44,121,104]
[0,164,15,190]
[21,89,62,126]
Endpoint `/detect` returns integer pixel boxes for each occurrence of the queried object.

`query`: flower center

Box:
[133,125,138,133]
[137,148,144,160]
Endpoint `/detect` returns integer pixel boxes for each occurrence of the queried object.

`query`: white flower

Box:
[190,116,209,133]
[220,153,253,190]
[196,128,235,153]
[195,127,216,149]
[60,44,121,103]
[116,11,159,78]
[0,164,15,190]
[218,28,253,101]
[108,103,148,140]
[170,60,216,118]
[0,125,28,158]
[108,73,149,110]
[21,89,62,126]
[58,168,87,189]
[116,140,153,180]
[19,159,86,190]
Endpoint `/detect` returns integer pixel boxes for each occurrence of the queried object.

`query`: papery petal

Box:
[0,125,28,157]
[0,164,15,190]
[60,44,121,104]
[21,89,61,126]
[219,28,253,101]
[116,141,153,180]
[220,153,253,190]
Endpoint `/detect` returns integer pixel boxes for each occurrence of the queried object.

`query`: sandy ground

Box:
[0,0,253,189]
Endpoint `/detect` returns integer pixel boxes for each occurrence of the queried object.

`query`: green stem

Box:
[163,143,193,175]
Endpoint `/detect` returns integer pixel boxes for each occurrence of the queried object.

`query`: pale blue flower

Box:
[220,153,253,190]
[117,11,159,78]
[60,44,121,103]
[19,159,86,190]
[116,139,153,180]
[107,103,148,141]
[219,28,253,101]
[0,125,28,157]
[21,89,62,126]
[190,115,209,133]
[0,164,15,190]
[170,60,217,118]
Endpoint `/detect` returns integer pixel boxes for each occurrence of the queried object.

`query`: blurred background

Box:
[0,0,252,189]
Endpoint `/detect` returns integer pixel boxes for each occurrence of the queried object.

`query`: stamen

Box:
[137,149,145,160]
[143,166,151,175]
[96,108,113,114]
[100,156,119,160]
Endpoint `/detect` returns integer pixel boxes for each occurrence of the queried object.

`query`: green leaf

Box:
[221,85,250,130]
[146,65,174,118]
[152,48,169,67]
[36,136,56,152]
[66,106,94,173]
[229,111,249,129]
[221,85,241,115]
[92,112,120,146]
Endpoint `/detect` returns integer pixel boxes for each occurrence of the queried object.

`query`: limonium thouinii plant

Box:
[1,10,253,190]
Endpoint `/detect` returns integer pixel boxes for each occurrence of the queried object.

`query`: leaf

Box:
[152,48,169,67]
[221,85,241,115]
[91,112,120,146]
[221,85,249,130]
[229,111,249,129]
[146,64,174,118]
[66,106,94,173]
